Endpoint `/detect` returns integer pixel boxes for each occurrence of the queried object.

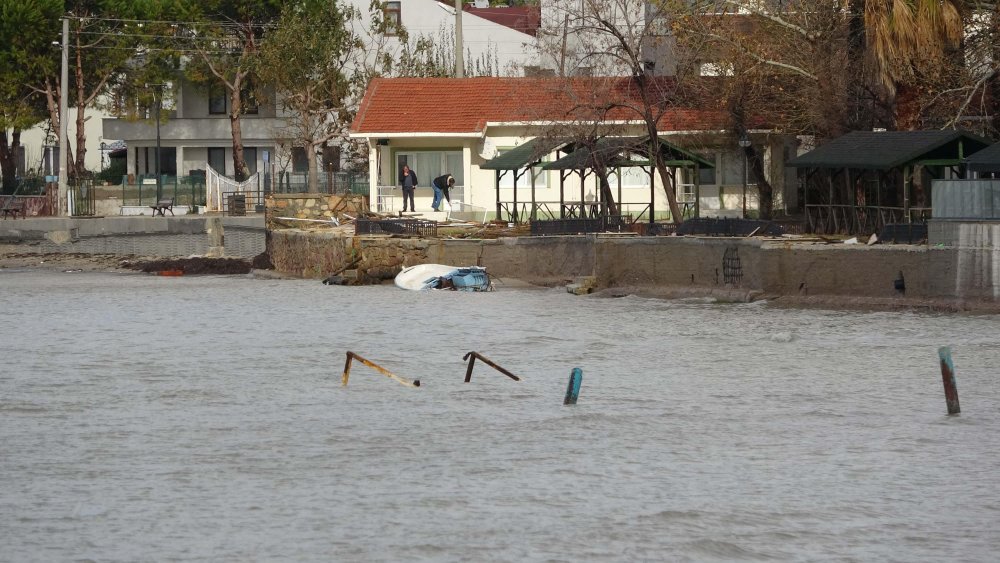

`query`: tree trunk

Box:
[646,119,682,223]
[747,146,774,220]
[306,143,319,193]
[73,28,87,178]
[229,76,249,181]
[0,130,20,192]
[590,159,618,216]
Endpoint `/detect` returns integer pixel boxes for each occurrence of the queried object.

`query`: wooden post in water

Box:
[937,346,960,415]
[564,368,582,405]
[462,351,521,382]
[342,351,420,388]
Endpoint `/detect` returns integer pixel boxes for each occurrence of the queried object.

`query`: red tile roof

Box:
[350,77,730,136]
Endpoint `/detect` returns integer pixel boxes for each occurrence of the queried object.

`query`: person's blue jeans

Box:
[431,183,444,210]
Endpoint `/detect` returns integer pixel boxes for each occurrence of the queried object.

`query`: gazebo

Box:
[788,130,991,235]
[478,137,571,223]
[480,135,713,230]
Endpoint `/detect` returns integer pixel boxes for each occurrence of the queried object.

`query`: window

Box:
[292,147,309,173]
[209,83,226,115]
[208,147,226,173]
[497,149,548,189]
[395,150,463,186]
[244,147,257,175]
[608,165,650,188]
[384,2,401,32]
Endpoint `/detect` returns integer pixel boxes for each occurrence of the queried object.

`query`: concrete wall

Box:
[267,230,1000,305]
[0,216,264,259]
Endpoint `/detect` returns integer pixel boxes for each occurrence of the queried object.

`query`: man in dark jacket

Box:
[399,165,417,212]
[431,174,454,211]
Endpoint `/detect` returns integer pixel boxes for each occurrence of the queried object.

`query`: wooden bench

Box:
[2,198,25,219]
[150,198,174,217]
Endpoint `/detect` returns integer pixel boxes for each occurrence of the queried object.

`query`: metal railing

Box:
[355,218,438,237]
[806,204,930,235]
[530,215,633,236]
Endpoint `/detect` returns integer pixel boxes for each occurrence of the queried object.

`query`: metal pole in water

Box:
[938,346,960,415]
[564,368,582,405]
[341,351,420,388]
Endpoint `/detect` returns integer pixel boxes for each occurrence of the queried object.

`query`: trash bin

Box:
[228,194,246,216]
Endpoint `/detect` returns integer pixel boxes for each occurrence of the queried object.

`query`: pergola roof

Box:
[965,142,1000,172]
[541,136,714,171]
[479,137,569,170]
[788,130,992,170]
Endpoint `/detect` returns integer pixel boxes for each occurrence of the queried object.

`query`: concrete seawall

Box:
[5,214,998,309]
[0,216,265,259]
[269,230,1000,307]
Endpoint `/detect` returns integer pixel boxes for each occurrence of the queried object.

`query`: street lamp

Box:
[738,132,751,219]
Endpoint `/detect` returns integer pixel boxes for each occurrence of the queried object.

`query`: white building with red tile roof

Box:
[350,76,799,219]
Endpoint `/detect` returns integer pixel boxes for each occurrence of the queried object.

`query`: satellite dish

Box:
[478,137,497,160]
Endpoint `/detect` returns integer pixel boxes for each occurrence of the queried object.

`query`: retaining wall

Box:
[268,230,1000,303]
[0,216,265,259]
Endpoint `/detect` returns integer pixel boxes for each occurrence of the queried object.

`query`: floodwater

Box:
[2,269,999,562]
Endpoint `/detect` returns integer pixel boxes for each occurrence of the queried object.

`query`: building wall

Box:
[366,127,796,220]
[346,0,535,76]
[19,106,109,174]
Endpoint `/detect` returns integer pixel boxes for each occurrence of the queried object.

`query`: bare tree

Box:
[534,0,691,222]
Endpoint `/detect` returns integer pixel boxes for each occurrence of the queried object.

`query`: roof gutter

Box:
[349,131,483,139]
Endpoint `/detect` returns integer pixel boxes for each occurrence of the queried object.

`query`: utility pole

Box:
[454,0,464,78]
[58,17,69,216]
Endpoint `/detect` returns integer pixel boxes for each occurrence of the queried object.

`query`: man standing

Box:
[399,164,417,213]
[431,174,454,212]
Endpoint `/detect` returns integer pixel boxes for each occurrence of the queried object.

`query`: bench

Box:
[2,198,25,219]
[150,198,174,217]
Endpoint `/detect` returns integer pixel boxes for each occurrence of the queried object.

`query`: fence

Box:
[119,175,207,207]
[530,215,633,236]
[274,171,369,195]
[355,218,438,237]
[932,179,1000,219]
[806,204,929,235]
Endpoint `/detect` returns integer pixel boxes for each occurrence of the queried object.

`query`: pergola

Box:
[481,135,713,224]
[479,137,570,223]
[788,130,992,234]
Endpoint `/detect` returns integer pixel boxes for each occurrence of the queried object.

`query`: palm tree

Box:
[863,0,964,130]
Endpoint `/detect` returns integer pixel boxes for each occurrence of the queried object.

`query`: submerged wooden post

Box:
[342,351,420,388]
[462,351,520,382]
[938,346,960,415]
[564,368,582,405]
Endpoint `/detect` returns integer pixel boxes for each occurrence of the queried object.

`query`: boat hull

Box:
[394,264,492,291]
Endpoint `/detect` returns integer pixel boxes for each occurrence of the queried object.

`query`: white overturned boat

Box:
[394,263,493,291]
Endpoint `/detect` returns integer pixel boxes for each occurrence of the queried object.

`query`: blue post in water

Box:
[938,346,961,415]
[564,368,582,405]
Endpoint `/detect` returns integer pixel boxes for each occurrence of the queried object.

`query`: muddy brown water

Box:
[2,269,999,561]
